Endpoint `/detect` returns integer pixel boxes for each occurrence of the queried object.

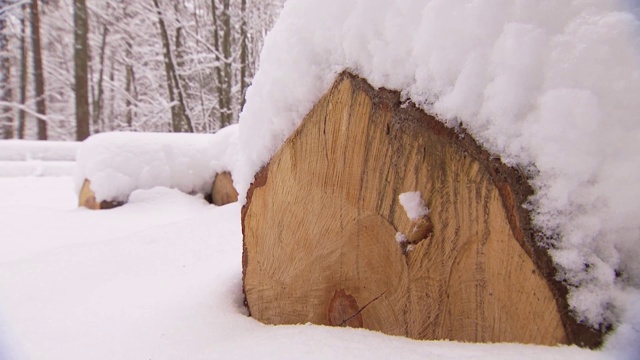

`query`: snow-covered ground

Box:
[0,140,78,178]
[0,172,621,359]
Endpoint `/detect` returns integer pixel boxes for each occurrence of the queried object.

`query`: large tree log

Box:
[242,73,603,347]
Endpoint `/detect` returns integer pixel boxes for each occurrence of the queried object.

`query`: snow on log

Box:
[242,73,603,347]
[78,179,124,210]
[75,125,239,208]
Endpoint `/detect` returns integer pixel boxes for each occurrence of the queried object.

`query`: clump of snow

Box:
[604,290,640,359]
[395,232,407,244]
[399,192,429,221]
[236,0,640,333]
[75,125,239,202]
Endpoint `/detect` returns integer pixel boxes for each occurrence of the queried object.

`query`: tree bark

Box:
[30,0,47,140]
[107,51,115,131]
[171,7,193,132]
[239,0,247,110]
[210,0,226,129]
[91,23,109,132]
[74,0,91,141]
[124,41,136,129]
[17,3,28,139]
[220,0,231,127]
[0,2,13,139]
[242,73,605,348]
[153,0,193,133]
[122,5,136,129]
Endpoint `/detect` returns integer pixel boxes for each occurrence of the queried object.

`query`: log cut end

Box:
[79,172,238,209]
[242,73,604,347]
[78,179,124,210]
[211,172,239,206]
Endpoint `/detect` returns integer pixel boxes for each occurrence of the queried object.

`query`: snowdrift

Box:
[0,140,79,177]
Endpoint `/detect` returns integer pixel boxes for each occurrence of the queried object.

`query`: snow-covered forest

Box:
[0,0,284,140]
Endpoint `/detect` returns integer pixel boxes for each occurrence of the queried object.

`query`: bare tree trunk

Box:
[123,5,136,129]
[107,53,115,131]
[191,1,209,132]
[153,0,179,131]
[0,1,14,139]
[17,3,28,139]
[172,5,193,132]
[220,0,231,127]
[74,0,90,140]
[124,41,136,128]
[210,0,225,129]
[173,1,188,96]
[30,0,47,140]
[240,0,248,110]
[153,0,193,132]
[91,24,109,132]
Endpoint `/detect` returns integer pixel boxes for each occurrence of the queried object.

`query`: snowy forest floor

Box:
[0,175,615,359]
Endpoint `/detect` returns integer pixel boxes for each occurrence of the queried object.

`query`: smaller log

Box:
[211,171,239,206]
[78,179,123,210]
[79,172,239,209]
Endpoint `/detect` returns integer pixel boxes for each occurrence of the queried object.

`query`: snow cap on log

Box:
[75,124,239,204]
[398,192,429,221]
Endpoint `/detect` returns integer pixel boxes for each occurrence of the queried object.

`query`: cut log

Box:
[79,172,238,209]
[211,171,239,206]
[242,73,603,347]
[78,179,123,210]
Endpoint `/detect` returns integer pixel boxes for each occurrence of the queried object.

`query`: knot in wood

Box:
[406,216,434,245]
[328,289,364,328]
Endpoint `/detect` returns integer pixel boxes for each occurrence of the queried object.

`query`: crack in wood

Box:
[339,290,388,327]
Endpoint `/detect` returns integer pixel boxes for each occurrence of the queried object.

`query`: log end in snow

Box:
[241,73,604,347]
[78,179,124,210]
[211,171,239,206]
[79,171,238,209]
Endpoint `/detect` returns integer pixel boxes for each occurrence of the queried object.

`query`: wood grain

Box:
[211,171,239,206]
[242,73,603,347]
[78,179,123,210]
